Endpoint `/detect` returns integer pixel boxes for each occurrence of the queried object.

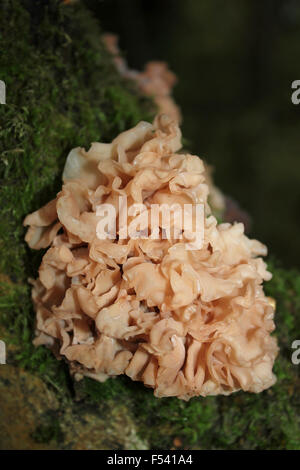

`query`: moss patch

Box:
[0,0,154,279]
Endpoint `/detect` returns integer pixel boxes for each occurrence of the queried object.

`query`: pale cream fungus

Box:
[24,115,278,400]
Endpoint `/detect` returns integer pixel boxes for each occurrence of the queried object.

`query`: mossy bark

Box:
[0,0,299,450]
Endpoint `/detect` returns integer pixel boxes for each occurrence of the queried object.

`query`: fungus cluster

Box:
[24,115,278,400]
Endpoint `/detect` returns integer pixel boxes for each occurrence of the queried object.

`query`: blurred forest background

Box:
[84,0,300,268]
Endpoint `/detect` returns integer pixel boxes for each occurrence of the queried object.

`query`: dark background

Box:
[84,0,300,268]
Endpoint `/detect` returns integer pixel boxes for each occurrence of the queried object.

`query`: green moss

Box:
[0,0,154,279]
[31,413,63,445]
[0,0,299,450]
